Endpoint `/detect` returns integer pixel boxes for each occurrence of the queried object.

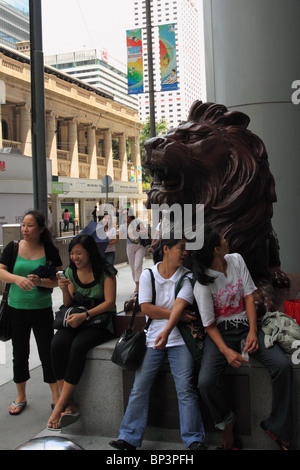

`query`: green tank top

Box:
[9,255,52,310]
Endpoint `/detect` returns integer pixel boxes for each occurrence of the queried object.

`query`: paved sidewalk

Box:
[0,259,159,451]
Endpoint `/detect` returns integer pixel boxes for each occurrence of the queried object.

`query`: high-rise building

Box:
[133,0,205,128]
[0,0,29,48]
[45,49,138,112]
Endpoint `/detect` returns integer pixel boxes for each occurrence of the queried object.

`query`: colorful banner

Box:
[127,29,144,95]
[159,24,178,91]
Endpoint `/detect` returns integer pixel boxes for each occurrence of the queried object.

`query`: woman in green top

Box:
[0,210,62,416]
[47,233,117,431]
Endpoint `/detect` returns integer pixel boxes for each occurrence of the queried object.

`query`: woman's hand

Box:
[224,347,248,368]
[56,273,71,291]
[154,330,169,349]
[15,276,34,291]
[27,274,43,287]
[180,310,197,323]
[66,313,86,329]
[244,331,259,354]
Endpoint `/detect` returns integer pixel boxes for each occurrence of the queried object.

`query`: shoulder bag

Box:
[111,269,155,370]
[175,272,205,364]
[0,241,19,342]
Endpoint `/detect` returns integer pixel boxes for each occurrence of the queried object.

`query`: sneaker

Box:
[188,441,207,450]
[109,439,136,450]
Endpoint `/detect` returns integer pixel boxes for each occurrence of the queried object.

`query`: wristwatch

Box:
[85,311,91,321]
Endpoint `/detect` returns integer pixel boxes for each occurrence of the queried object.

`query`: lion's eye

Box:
[186,133,199,141]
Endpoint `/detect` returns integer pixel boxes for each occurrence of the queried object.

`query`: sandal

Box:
[59,410,81,428]
[47,419,61,432]
[260,421,291,450]
[9,401,27,416]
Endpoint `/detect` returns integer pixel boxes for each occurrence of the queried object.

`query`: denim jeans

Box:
[119,345,205,448]
[198,323,293,443]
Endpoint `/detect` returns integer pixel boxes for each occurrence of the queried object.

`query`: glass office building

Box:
[0,0,29,48]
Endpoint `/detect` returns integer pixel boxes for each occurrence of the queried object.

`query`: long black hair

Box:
[191,225,221,285]
[23,209,60,259]
[68,233,117,281]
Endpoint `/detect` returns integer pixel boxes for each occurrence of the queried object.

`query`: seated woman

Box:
[109,235,206,451]
[47,234,117,430]
[157,225,293,450]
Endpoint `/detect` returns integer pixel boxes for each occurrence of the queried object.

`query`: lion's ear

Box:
[217,111,250,128]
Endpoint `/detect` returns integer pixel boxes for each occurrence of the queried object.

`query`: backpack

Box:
[175,271,205,364]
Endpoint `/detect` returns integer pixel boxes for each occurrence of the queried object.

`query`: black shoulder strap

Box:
[9,240,19,273]
[129,268,155,330]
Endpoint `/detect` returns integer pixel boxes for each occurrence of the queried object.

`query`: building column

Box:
[69,119,79,178]
[119,134,128,181]
[203,0,300,273]
[20,103,31,156]
[104,129,113,178]
[87,125,97,179]
[46,111,57,175]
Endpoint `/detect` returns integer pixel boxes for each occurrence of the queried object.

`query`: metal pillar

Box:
[29,0,48,222]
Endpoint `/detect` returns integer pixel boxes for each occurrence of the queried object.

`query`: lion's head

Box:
[143,101,279,282]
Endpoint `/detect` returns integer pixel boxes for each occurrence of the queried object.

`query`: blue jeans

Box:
[104,251,115,266]
[118,345,205,448]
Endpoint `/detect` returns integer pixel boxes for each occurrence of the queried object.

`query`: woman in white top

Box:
[119,208,146,293]
[191,225,293,450]
[103,213,118,266]
[109,235,206,451]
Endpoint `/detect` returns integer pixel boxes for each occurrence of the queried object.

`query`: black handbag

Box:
[53,291,113,330]
[175,272,205,364]
[0,241,19,342]
[0,283,11,342]
[111,269,155,371]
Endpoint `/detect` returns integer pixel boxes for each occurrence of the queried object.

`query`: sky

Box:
[41,0,203,66]
[41,0,136,65]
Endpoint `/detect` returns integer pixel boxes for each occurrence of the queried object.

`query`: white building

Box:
[45,49,139,112]
[134,0,205,128]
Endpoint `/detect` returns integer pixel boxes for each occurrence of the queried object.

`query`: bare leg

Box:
[47,381,77,429]
[8,382,27,414]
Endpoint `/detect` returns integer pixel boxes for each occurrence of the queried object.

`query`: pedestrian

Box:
[0,209,62,415]
[191,225,293,450]
[102,213,118,266]
[109,234,206,451]
[119,207,146,294]
[92,206,97,223]
[63,208,70,232]
[47,233,117,430]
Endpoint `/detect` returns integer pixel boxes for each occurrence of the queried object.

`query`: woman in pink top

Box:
[192,225,293,450]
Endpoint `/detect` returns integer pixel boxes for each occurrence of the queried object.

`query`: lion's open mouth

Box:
[150,165,184,193]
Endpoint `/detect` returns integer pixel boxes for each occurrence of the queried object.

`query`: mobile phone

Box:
[57,271,66,279]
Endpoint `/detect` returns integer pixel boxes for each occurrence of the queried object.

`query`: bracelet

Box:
[40,277,44,286]
[85,311,91,321]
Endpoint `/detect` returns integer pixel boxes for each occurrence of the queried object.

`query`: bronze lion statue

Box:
[143,101,289,288]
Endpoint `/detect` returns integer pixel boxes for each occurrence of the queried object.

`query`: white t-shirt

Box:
[139,263,194,348]
[194,253,256,328]
[105,226,117,253]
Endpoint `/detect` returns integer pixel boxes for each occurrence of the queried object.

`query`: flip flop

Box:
[47,419,61,432]
[9,401,27,416]
[59,411,81,428]
[260,421,291,450]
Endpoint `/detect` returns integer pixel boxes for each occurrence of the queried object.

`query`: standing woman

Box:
[0,210,62,415]
[109,235,206,450]
[103,213,118,266]
[191,225,293,450]
[119,207,146,293]
[47,234,117,430]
